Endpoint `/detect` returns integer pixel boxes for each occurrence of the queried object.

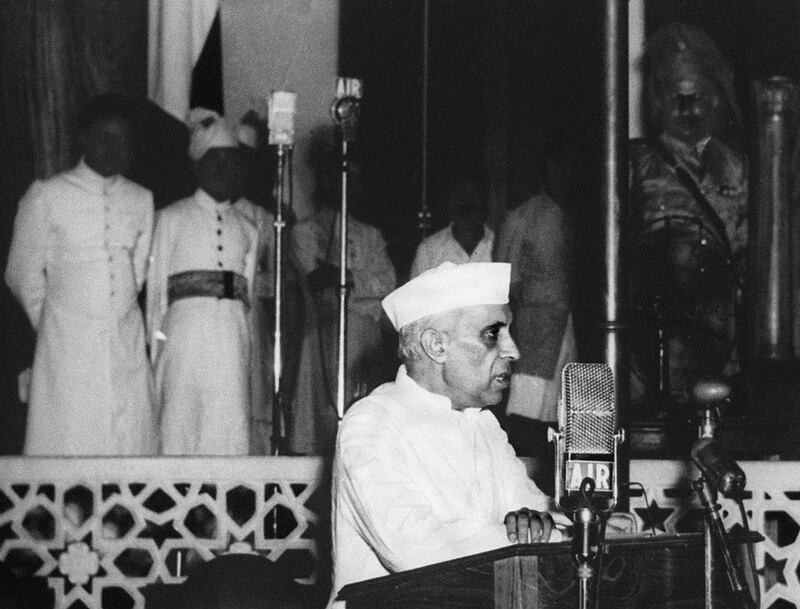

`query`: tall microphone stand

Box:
[266,90,296,457]
[330,92,360,420]
[335,138,350,420]
[270,143,291,455]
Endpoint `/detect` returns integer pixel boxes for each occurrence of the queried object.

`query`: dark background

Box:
[2,1,800,454]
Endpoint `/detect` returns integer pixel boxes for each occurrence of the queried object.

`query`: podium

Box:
[338,533,756,609]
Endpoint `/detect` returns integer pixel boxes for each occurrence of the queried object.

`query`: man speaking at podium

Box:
[329,262,565,607]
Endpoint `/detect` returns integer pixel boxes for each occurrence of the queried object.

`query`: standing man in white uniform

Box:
[330,262,564,607]
[5,94,156,455]
[410,174,494,277]
[147,109,258,455]
[290,147,396,456]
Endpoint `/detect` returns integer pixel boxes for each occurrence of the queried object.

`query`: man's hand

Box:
[504,508,555,543]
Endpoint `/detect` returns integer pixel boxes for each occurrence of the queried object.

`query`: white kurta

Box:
[234,198,275,454]
[410,223,494,277]
[290,206,396,455]
[330,366,557,606]
[5,160,156,455]
[147,189,258,455]
[494,195,577,422]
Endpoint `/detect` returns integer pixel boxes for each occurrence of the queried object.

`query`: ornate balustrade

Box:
[629,459,800,608]
[1,457,798,608]
[0,457,328,609]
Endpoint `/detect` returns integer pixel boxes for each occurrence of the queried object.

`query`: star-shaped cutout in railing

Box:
[757,553,786,591]
[634,500,674,533]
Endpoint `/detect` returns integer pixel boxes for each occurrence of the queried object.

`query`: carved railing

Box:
[0,457,328,609]
[629,459,799,607]
[1,457,797,608]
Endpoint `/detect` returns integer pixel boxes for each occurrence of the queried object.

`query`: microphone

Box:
[331,77,363,143]
[688,377,744,499]
[691,437,746,499]
[691,376,731,439]
[267,90,297,147]
[551,362,620,514]
[549,363,622,566]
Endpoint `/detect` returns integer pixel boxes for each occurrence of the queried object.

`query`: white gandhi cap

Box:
[382,262,511,331]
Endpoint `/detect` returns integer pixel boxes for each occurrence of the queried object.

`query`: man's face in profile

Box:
[656,59,719,145]
[441,304,519,410]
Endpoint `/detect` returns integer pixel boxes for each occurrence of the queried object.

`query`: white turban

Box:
[187,107,238,161]
[237,123,258,148]
[382,262,511,330]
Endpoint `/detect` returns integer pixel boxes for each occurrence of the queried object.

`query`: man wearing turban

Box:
[146,108,258,455]
[629,23,748,408]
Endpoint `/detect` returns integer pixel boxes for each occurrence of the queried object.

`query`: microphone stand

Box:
[696,405,717,609]
[270,143,291,455]
[691,475,755,609]
[331,93,359,420]
[573,479,602,609]
[335,138,350,420]
[549,420,624,609]
[691,384,755,609]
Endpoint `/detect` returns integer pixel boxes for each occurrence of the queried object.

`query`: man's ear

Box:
[420,328,448,364]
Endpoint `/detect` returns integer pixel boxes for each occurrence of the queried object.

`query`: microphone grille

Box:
[563,363,616,454]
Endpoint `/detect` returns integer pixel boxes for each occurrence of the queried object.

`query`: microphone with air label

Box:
[550,362,622,514]
[549,363,624,565]
[331,77,362,143]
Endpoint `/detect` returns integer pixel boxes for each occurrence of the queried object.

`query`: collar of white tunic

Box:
[193,188,232,211]
[393,365,483,420]
[72,158,123,194]
[445,223,493,244]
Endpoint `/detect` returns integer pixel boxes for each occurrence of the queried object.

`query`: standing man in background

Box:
[410,172,494,277]
[6,94,156,455]
[493,166,577,493]
[629,22,747,406]
[147,108,258,455]
[290,129,396,455]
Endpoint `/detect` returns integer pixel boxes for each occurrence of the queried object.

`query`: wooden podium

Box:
[338,533,752,609]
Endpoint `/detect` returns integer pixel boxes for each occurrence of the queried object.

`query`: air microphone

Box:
[549,363,623,566]
[550,362,621,514]
[267,90,297,147]
[331,77,363,143]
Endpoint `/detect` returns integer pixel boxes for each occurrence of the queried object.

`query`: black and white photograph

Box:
[1,1,799,607]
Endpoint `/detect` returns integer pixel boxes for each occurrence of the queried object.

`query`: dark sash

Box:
[168,270,249,307]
